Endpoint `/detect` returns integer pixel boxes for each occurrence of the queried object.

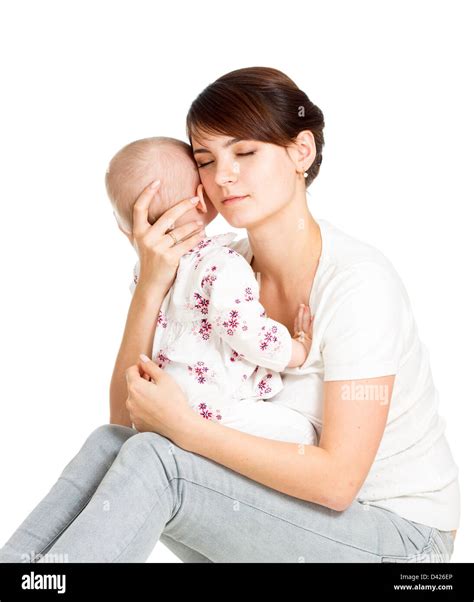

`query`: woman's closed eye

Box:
[197,151,256,169]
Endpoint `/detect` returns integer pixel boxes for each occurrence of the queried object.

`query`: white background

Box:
[0,0,472,563]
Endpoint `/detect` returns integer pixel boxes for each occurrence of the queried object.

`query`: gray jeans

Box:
[0,424,456,563]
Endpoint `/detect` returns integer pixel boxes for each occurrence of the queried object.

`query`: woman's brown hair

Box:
[186,67,325,187]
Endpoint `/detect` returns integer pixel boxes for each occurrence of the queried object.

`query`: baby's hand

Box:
[286,304,315,369]
[293,304,314,356]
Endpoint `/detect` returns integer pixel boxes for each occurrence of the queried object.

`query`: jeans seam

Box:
[380,528,435,562]
[35,501,91,561]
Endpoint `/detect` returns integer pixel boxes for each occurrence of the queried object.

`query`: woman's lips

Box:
[222,195,249,205]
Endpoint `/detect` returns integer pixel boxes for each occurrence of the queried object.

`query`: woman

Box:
[0,67,459,563]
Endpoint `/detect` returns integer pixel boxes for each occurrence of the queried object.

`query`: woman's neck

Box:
[248,200,322,295]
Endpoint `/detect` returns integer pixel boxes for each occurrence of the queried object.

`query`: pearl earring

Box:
[304,171,308,178]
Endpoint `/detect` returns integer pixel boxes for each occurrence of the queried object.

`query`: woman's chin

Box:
[222,215,252,229]
[220,207,258,230]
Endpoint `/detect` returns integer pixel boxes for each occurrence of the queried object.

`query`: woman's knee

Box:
[116,431,182,473]
[84,423,137,452]
[118,431,174,455]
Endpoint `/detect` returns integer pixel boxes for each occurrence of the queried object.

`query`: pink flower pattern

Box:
[198,319,212,340]
[244,287,254,302]
[188,361,213,384]
[193,293,209,315]
[228,288,255,306]
[196,238,213,251]
[223,309,240,336]
[201,265,217,291]
[197,402,222,421]
[230,350,244,362]
[259,325,280,352]
[257,373,273,395]
[187,238,214,270]
[156,310,168,329]
[153,350,171,369]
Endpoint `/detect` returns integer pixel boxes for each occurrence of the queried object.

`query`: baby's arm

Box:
[196,250,310,371]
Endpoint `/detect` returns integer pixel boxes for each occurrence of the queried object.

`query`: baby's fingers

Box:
[294,304,304,334]
[293,313,299,336]
[302,305,312,332]
[293,310,299,336]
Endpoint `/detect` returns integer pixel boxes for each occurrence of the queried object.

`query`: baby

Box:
[106,137,318,445]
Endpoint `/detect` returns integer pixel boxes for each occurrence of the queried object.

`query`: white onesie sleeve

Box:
[195,248,292,372]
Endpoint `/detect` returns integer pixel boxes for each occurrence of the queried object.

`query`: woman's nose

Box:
[215,160,239,186]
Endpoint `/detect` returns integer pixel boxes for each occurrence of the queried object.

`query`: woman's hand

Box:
[125,355,202,448]
[131,180,206,294]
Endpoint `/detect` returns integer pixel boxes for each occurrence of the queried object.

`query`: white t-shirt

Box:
[229,218,460,531]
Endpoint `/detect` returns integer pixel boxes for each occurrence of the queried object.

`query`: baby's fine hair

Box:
[105,136,200,234]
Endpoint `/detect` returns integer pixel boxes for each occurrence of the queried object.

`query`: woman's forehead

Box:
[191,132,237,148]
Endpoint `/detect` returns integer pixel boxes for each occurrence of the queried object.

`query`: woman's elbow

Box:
[332,477,364,512]
[331,493,356,513]
[315,493,353,513]
[312,478,358,512]
[310,489,352,512]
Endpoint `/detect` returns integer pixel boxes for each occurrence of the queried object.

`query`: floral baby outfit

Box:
[130,232,317,445]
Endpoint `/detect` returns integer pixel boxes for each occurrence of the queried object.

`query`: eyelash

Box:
[197,151,256,169]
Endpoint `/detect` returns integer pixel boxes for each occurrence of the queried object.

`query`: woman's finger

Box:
[125,364,141,384]
[152,195,201,236]
[132,180,162,237]
[171,229,206,256]
[163,220,204,248]
[138,356,165,388]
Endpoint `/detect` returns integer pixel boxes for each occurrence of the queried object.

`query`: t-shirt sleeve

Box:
[195,248,292,372]
[321,262,409,381]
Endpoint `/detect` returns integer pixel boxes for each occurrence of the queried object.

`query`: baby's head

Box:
[105,136,217,245]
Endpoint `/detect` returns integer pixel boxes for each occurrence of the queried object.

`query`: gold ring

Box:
[167,231,179,246]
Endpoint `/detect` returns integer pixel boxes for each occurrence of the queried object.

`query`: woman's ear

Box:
[287,130,316,174]
[196,183,208,213]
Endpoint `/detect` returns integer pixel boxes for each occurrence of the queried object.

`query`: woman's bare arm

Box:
[185,419,339,508]
[182,374,394,511]
[109,282,167,427]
